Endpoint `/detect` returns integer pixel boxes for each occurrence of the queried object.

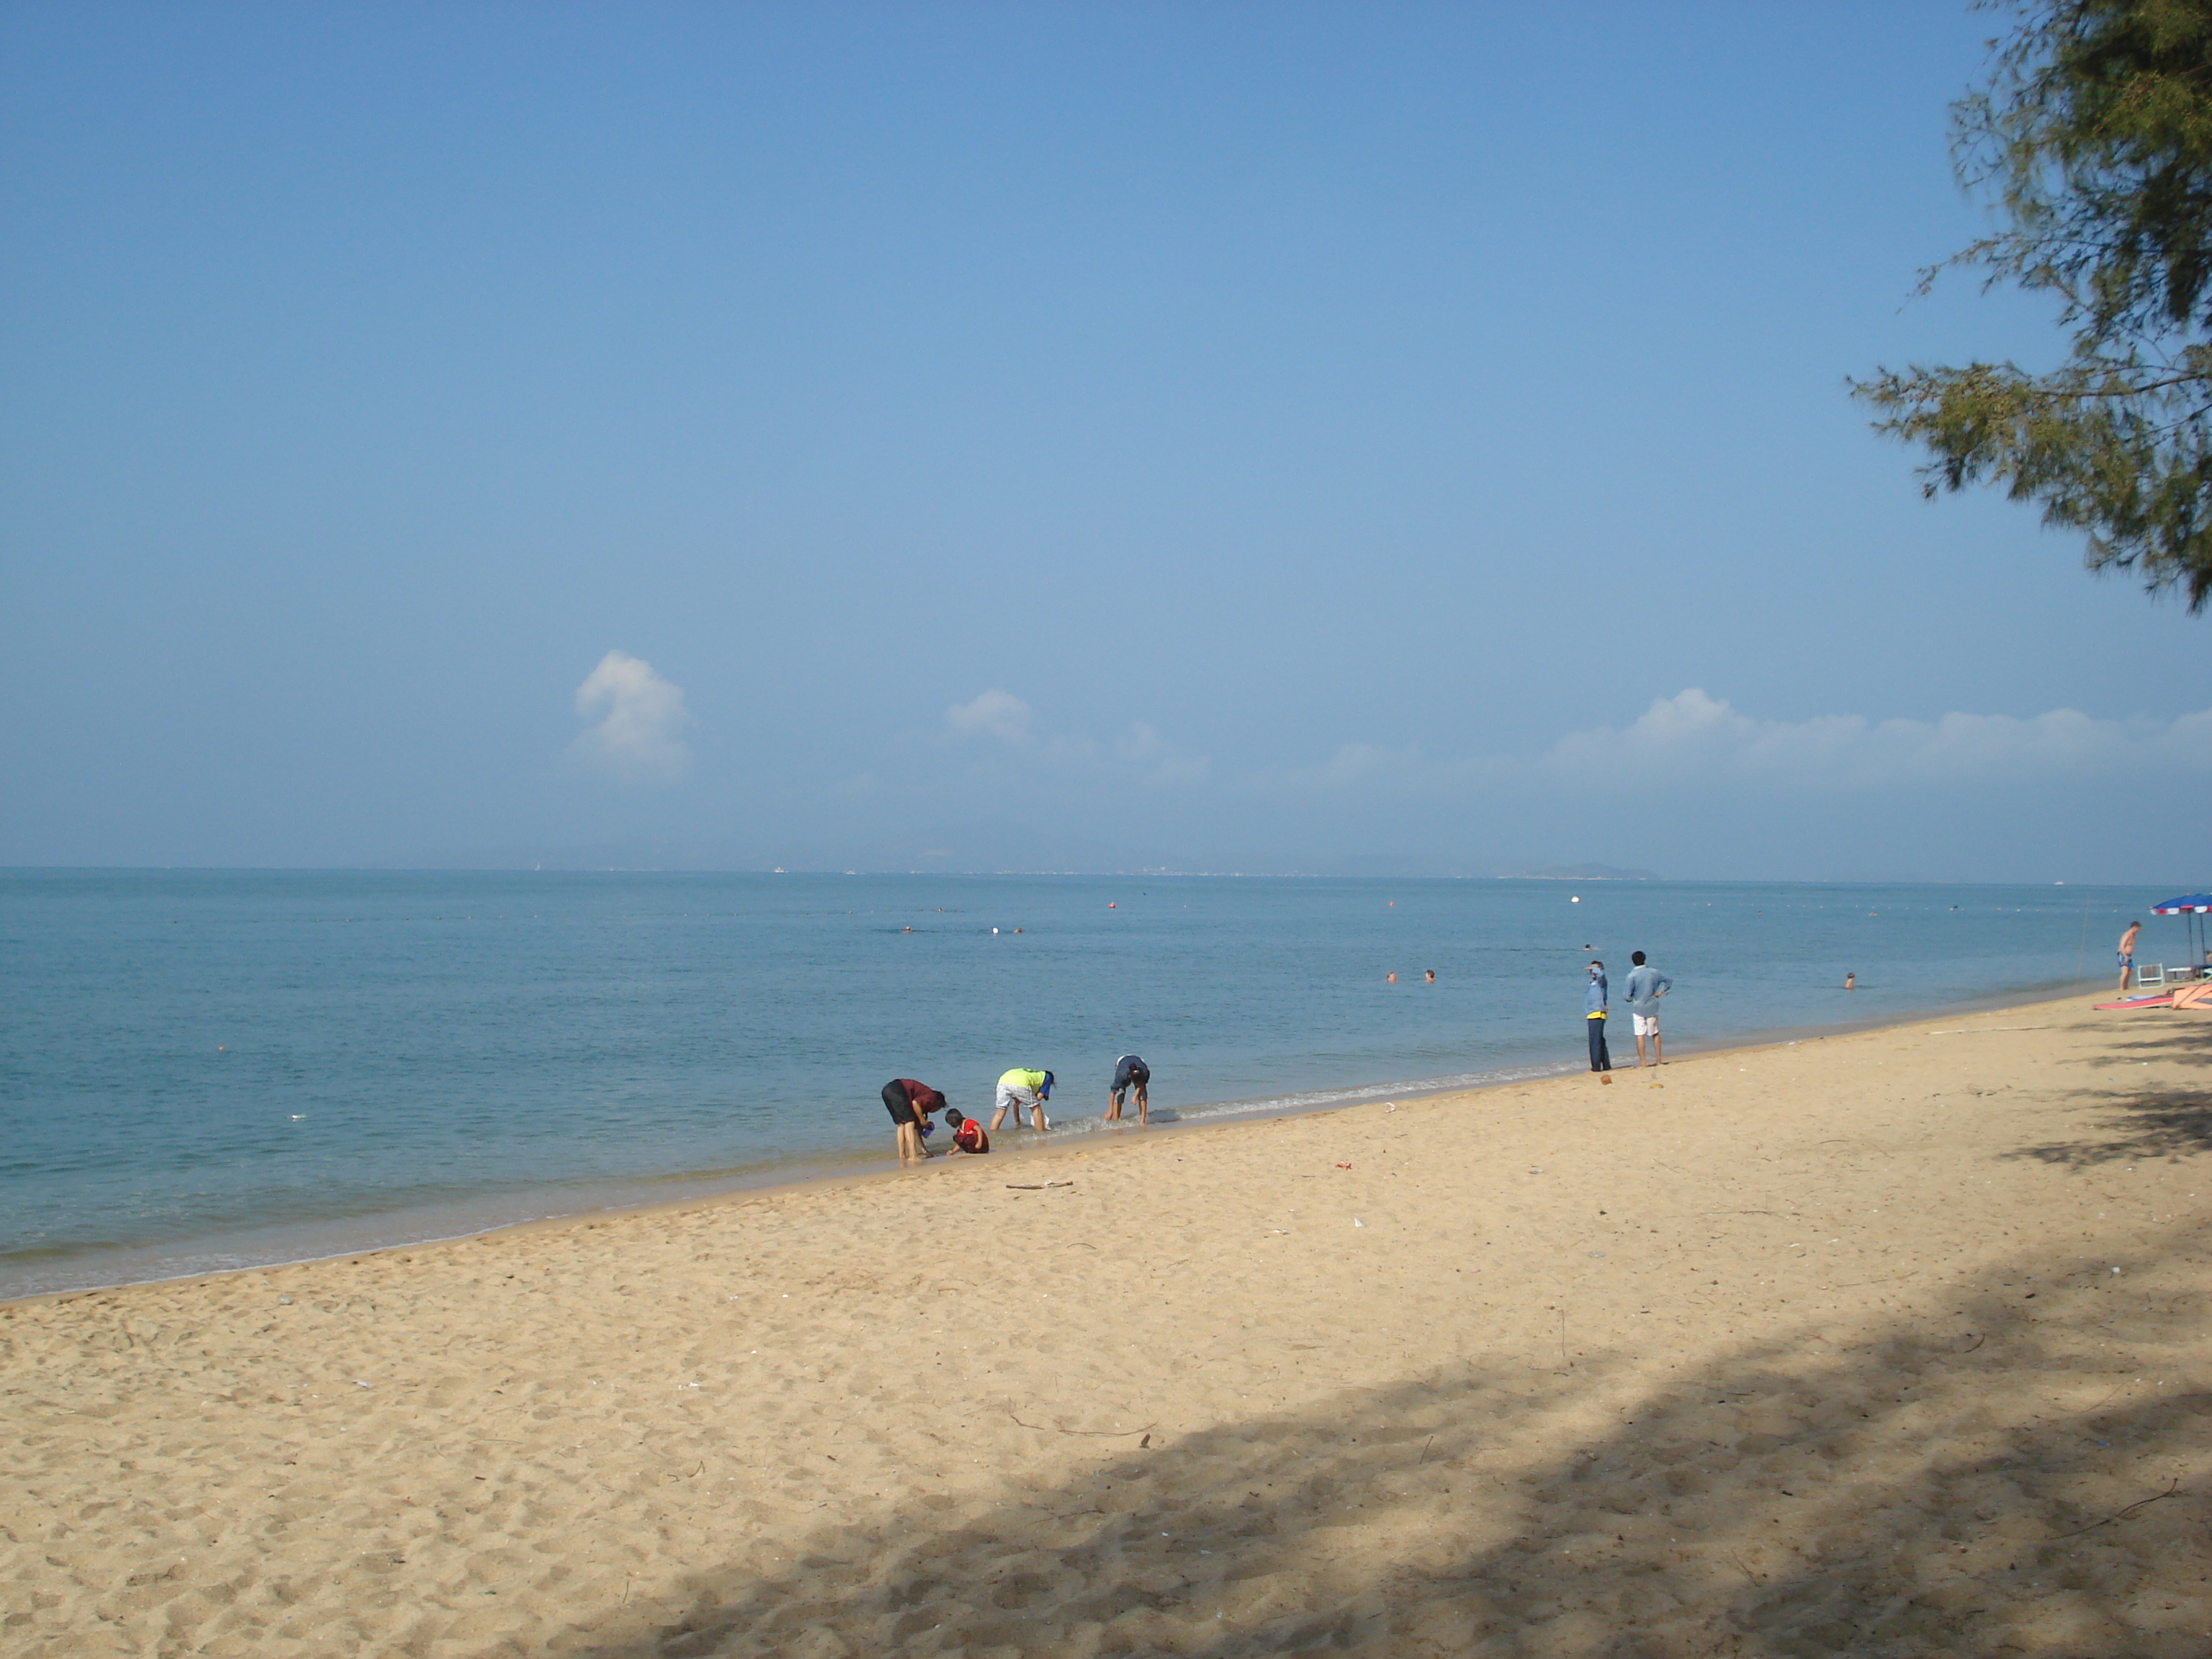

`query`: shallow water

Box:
[0,870,2139,1297]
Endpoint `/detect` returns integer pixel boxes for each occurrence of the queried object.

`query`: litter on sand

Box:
[1005,1181,1075,1191]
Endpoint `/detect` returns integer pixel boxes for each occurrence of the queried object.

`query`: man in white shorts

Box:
[1622,950,1672,1068]
[992,1067,1053,1134]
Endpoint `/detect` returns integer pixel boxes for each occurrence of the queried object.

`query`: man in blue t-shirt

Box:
[1622,950,1673,1069]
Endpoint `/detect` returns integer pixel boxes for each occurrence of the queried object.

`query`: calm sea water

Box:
[0,871,2139,1298]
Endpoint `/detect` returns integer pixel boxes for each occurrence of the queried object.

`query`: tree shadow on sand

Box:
[2060,1025,2212,1071]
[549,1232,2212,1659]
[2010,1029,2212,1166]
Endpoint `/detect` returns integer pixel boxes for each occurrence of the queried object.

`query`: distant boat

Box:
[773,867,786,874]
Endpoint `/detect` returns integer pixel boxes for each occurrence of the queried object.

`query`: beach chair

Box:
[2137,963,2166,988]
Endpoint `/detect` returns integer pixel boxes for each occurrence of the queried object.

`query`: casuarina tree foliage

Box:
[1855,0,2212,611]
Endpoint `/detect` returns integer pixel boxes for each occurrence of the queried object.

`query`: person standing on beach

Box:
[1584,961,1611,1074]
[881,1078,945,1165]
[992,1068,1053,1135]
[2117,920,2141,992]
[1107,1053,1151,1124]
[1622,950,1671,1068]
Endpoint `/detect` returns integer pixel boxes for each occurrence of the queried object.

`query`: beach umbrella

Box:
[2150,894,2212,968]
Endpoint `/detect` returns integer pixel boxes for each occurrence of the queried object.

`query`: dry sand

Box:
[6,992,2211,1658]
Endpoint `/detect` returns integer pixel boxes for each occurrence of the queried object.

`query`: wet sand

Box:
[6,992,2210,1657]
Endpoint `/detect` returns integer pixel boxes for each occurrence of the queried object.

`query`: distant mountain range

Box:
[373,824,1187,876]
[374,833,1658,881]
[1508,863,1660,881]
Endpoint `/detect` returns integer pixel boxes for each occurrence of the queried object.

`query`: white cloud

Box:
[569,650,691,783]
[944,693,1206,784]
[946,688,1034,743]
[1245,689,2212,799]
[1545,689,2212,788]
[1115,721,1210,785]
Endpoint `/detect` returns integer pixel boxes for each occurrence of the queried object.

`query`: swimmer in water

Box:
[1843,971,1856,991]
[1424,969,1435,983]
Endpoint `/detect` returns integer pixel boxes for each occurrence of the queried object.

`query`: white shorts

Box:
[994,1084,1039,1115]
[1632,1012,1660,1038]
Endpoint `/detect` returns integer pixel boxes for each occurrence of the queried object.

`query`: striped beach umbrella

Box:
[2151,894,2212,969]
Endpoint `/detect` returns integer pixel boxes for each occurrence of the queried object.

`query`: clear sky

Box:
[4,2,2206,881]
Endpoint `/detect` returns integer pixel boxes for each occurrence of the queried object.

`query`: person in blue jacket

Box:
[1622,950,1673,1069]
[1584,961,1611,1074]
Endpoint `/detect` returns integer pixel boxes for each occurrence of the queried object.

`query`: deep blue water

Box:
[0,871,2144,1298]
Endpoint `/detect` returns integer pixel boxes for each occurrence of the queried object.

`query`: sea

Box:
[0,870,2144,1301]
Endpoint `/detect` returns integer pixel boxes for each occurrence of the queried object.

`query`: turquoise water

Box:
[0,871,2137,1298]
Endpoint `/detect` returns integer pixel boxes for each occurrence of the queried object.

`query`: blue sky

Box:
[3,1,2206,881]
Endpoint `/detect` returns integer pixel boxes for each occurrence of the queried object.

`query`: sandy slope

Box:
[5,994,2211,1658]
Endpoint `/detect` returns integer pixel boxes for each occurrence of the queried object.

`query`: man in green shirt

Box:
[992,1067,1053,1135]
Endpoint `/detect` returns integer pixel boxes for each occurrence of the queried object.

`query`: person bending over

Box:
[1107,1053,1151,1124]
[992,1068,1053,1135]
[881,1077,945,1165]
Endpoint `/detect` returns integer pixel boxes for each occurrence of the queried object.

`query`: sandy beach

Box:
[6,991,2210,1658]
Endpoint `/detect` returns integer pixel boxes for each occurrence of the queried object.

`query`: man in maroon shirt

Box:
[881,1077,946,1165]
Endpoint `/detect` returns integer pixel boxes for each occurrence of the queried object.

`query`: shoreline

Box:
[2,974,2102,1309]
[9,976,2207,1656]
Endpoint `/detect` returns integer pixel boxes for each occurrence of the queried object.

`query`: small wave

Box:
[1023,1058,1586,1139]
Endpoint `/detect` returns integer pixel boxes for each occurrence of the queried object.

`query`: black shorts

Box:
[881,1081,920,1126]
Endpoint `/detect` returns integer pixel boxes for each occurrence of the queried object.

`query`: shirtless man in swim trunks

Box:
[2118,920,2142,992]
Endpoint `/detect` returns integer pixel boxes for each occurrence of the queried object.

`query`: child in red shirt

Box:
[943,1109,990,1154]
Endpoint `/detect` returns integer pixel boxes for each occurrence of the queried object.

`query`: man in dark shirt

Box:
[881,1077,945,1165]
[1107,1054,1151,1124]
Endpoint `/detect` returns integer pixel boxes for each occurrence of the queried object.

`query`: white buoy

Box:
[1570,895,1580,903]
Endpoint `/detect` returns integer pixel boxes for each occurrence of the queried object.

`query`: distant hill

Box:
[372,824,1190,876]
[1510,863,1659,881]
